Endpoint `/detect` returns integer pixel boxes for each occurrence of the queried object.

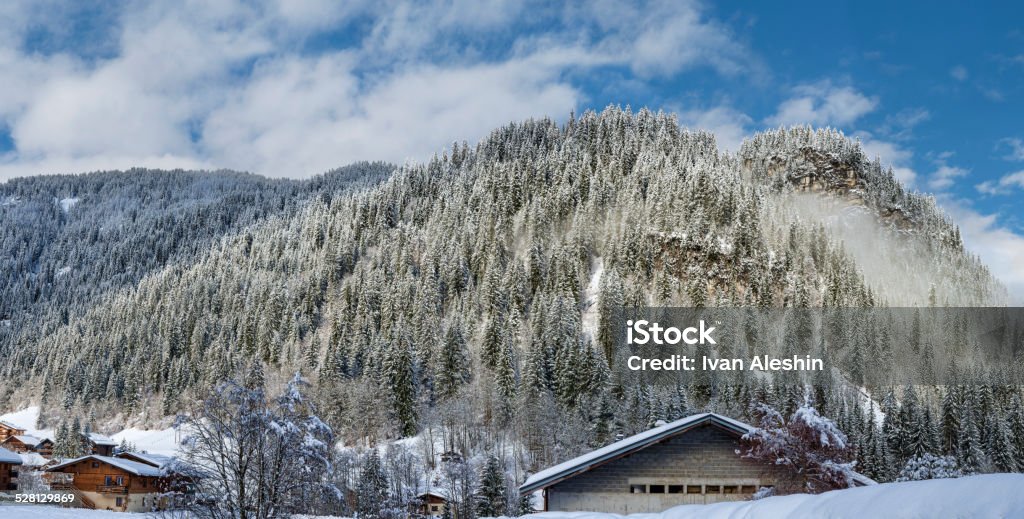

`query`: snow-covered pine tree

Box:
[475,454,507,517]
[896,453,963,482]
[356,449,391,518]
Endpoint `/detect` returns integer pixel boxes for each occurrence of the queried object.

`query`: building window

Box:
[92,462,99,468]
[668,485,684,494]
[115,497,123,507]
[741,485,758,494]
[630,484,646,494]
[430,505,439,512]
[649,484,665,494]
[686,485,702,494]
[706,485,722,494]
[723,485,738,494]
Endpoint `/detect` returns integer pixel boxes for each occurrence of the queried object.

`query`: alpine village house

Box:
[45,452,186,512]
[0,416,188,512]
[0,445,23,492]
[0,420,27,443]
[0,421,28,491]
[520,412,875,514]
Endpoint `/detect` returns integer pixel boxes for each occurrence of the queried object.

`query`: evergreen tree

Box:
[435,321,470,401]
[475,455,507,517]
[385,338,418,437]
[357,450,390,518]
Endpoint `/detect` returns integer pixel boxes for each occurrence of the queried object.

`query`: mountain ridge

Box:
[0,108,1007,447]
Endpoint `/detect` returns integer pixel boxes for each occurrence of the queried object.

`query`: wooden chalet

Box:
[35,437,54,458]
[415,490,450,517]
[0,420,26,443]
[1,434,43,453]
[82,432,117,457]
[0,445,23,491]
[45,454,184,512]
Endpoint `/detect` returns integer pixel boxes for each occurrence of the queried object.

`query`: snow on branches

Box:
[742,401,857,493]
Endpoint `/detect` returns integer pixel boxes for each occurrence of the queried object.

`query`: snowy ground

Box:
[0,407,53,439]
[110,426,180,456]
[0,506,350,518]
[0,504,146,518]
[516,474,1024,519]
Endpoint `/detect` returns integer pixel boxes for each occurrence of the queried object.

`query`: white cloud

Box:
[201,55,580,176]
[676,105,752,151]
[854,131,918,187]
[998,137,1024,161]
[941,198,1024,302]
[0,0,755,179]
[879,107,930,140]
[928,161,969,190]
[950,65,968,81]
[767,81,879,127]
[976,170,1024,195]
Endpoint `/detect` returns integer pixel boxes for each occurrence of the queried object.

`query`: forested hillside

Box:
[0,108,1020,515]
[0,165,390,334]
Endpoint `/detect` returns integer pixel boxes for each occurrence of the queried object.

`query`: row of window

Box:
[629,484,769,495]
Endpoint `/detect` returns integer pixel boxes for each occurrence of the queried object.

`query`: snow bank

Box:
[0,407,52,439]
[111,426,180,456]
[0,505,131,518]
[519,474,1024,519]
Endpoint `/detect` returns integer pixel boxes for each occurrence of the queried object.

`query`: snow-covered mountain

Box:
[0,109,1019,512]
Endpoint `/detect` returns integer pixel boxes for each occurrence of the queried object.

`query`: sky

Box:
[0,0,1022,296]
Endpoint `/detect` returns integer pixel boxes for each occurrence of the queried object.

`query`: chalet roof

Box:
[0,445,24,465]
[519,412,875,495]
[0,420,26,431]
[47,455,166,477]
[84,432,117,446]
[416,489,449,500]
[116,451,177,469]
[7,434,42,446]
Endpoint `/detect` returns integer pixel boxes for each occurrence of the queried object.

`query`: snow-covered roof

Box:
[84,432,117,446]
[0,420,26,431]
[417,489,450,500]
[7,434,42,446]
[116,451,176,469]
[0,445,24,464]
[19,452,48,467]
[520,412,874,494]
[47,455,166,477]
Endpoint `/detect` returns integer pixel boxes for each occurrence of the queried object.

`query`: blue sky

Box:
[0,0,1021,294]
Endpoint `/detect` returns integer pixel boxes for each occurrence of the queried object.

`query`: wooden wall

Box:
[53,460,165,494]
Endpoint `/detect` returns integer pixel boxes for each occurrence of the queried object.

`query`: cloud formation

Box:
[998,137,1024,162]
[941,197,1024,302]
[767,81,879,128]
[976,170,1024,195]
[0,0,753,179]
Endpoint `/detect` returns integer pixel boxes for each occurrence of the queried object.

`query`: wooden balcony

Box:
[96,484,128,494]
[43,473,74,490]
